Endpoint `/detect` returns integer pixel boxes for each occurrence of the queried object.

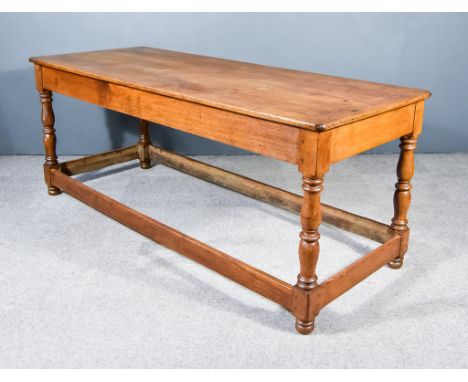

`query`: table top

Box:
[30,47,430,131]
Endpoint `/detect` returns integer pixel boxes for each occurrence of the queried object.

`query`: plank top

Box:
[30,47,430,131]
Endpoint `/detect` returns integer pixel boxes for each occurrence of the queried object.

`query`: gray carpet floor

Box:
[0,153,467,368]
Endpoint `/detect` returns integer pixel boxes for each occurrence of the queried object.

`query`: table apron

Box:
[40,66,301,164]
[329,103,416,163]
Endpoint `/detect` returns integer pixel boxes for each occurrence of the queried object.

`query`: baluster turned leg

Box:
[388,135,417,269]
[40,90,61,195]
[138,119,152,169]
[293,176,323,334]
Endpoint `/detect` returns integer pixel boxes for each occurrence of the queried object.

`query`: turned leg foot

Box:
[138,119,152,169]
[387,258,403,269]
[140,161,151,170]
[47,185,62,196]
[295,318,315,335]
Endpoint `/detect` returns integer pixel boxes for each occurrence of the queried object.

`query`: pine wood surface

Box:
[30,47,430,131]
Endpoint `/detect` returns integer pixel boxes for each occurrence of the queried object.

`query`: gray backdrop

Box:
[0,13,467,155]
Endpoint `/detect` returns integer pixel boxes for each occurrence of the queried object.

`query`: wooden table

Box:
[30,47,430,334]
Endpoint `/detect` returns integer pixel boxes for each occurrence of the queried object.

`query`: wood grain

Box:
[318,235,401,308]
[329,104,415,163]
[34,64,43,91]
[30,47,430,131]
[412,101,425,136]
[59,145,139,176]
[138,120,152,169]
[40,67,300,164]
[297,130,332,177]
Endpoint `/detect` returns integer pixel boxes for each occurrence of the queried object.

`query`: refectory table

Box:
[30,47,430,334]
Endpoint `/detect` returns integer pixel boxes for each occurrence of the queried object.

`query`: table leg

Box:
[388,135,417,269]
[39,90,61,195]
[292,175,323,334]
[138,119,152,169]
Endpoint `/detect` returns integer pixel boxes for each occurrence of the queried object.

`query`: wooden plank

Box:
[30,47,431,130]
[34,64,43,91]
[50,169,293,310]
[320,204,395,244]
[41,67,300,164]
[149,145,395,243]
[318,235,401,308]
[330,104,416,163]
[150,144,301,212]
[412,101,425,137]
[60,145,139,176]
[297,129,333,178]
